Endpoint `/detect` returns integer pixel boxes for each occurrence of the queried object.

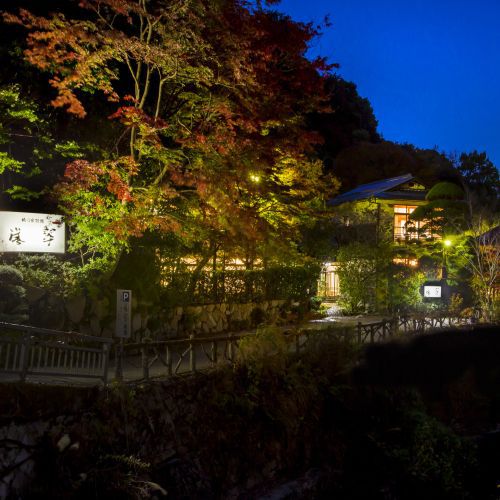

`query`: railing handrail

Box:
[0,321,112,344]
[122,332,253,350]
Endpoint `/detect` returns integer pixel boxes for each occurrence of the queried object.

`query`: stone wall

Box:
[24,285,288,338]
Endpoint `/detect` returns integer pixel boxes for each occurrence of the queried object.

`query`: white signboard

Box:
[424,285,442,298]
[115,289,132,338]
[0,211,65,253]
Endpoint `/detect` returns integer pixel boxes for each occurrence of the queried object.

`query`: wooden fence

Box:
[0,322,112,384]
[0,314,479,385]
[115,314,478,382]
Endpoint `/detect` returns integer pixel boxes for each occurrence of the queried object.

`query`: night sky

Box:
[277,0,500,166]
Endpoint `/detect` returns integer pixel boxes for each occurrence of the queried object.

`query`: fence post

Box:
[357,322,362,344]
[102,342,110,386]
[211,341,217,366]
[141,344,150,381]
[19,333,31,382]
[189,334,196,372]
[166,345,172,376]
[114,340,123,382]
[228,334,234,362]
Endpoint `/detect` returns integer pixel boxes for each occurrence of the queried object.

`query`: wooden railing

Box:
[115,333,246,382]
[356,314,477,344]
[0,314,480,385]
[116,315,476,382]
[0,322,112,384]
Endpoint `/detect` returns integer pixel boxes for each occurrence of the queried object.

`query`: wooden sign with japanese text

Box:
[0,211,65,253]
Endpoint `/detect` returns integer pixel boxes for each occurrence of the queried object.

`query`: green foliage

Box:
[160,265,320,306]
[3,184,40,201]
[426,181,465,201]
[12,255,84,298]
[448,293,464,316]
[309,296,323,311]
[336,242,389,314]
[388,266,425,313]
[2,1,336,282]
[237,326,289,378]
[0,265,23,285]
[250,306,266,326]
[0,151,24,174]
[410,181,466,237]
[458,150,499,202]
[0,84,54,198]
[0,264,28,323]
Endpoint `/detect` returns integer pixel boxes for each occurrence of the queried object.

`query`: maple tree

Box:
[3,0,336,273]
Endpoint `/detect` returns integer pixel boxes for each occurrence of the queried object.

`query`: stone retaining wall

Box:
[24,285,288,338]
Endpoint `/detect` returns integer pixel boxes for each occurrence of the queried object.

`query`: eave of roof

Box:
[328,174,425,206]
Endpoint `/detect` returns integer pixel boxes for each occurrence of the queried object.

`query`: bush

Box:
[0,265,28,323]
[388,267,425,313]
[336,243,388,314]
[160,265,320,306]
[250,306,266,327]
[13,255,83,298]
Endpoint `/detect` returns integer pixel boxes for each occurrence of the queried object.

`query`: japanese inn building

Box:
[320,174,432,300]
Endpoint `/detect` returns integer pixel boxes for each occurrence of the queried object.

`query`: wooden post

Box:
[102,342,110,386]
[141,345,149,381]
[211,341,218,366]
[228,334,234,362]
[114,339,124,382]
[189,334,196,372]
[391,317,397,337]
[166,345,172,376]
[19,333,30,382]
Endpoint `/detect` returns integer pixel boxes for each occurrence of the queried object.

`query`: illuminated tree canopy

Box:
[3,0,338,270]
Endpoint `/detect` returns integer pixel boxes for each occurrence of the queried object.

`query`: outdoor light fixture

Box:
[444,239,452,247]
[249,173,261,183]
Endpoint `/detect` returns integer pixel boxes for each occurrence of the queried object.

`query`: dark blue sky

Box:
[277,0,500,166]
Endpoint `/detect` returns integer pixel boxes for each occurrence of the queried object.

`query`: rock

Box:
[24,285,46,304]
[57,434,71,452]
[90,316,101,336]
[65,295,86,324]
[207,313,217,329]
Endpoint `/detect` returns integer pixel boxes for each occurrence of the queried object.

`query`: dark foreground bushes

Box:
[2,326,500,499]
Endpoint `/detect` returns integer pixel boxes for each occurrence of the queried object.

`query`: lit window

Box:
[319,263,340,298]
[393,205,424,241]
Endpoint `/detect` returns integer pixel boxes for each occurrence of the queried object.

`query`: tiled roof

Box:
[328,174,424,206]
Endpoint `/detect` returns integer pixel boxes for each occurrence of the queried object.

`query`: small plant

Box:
[310,296,323,311]
[238,326,288,368]
[250,306,266,326]
[448,293,464,316]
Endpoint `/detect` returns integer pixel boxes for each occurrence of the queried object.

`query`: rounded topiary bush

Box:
[0,264,29,323]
